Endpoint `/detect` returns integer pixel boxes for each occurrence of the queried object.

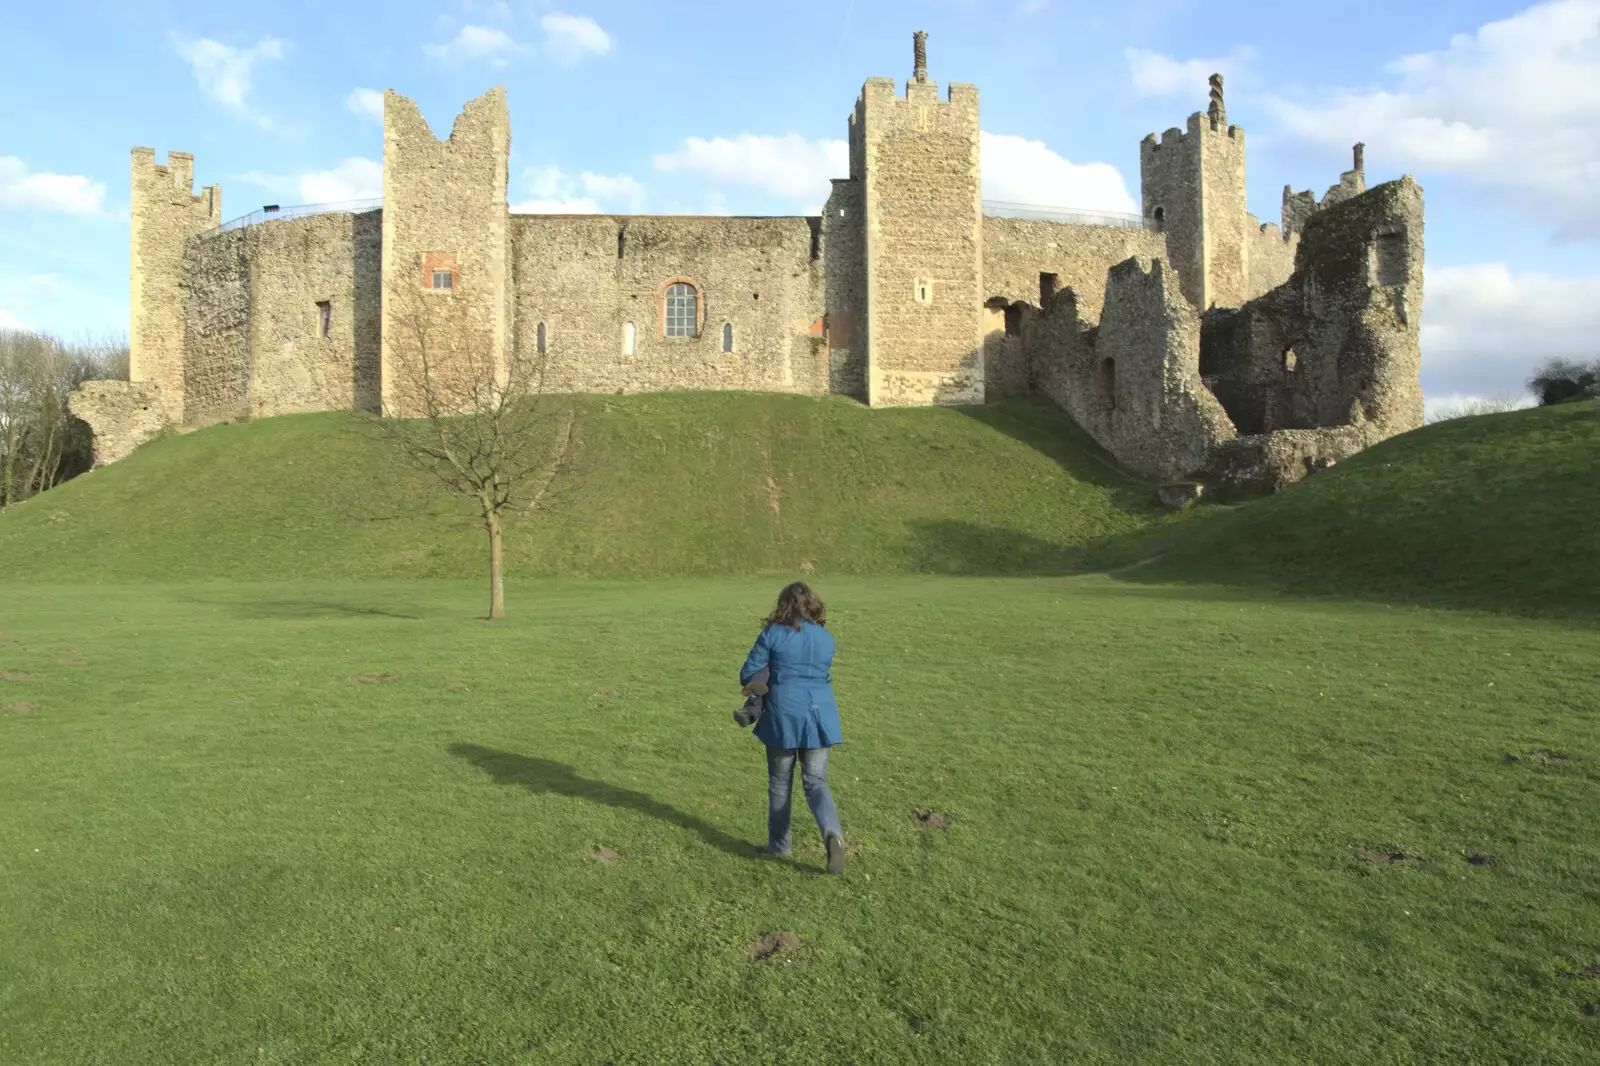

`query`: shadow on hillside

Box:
[954,399,1157,513]
[449,743,765,861]
[901,519,1083,575]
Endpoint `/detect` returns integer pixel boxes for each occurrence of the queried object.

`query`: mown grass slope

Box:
[3,576,1597,1064]
[0,392,1152,582]
[1106,401,1600,618]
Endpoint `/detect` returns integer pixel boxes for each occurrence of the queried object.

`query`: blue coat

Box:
[739,621,842,750]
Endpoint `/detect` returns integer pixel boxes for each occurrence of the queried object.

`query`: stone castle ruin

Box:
[71,33,1423,495]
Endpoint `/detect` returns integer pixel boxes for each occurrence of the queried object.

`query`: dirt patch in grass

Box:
[589,846,621,866]
[745,931,802,962]
[592,688,618,699]
[1467,854,1502,867]
[1565,965,1600,982]
[0,671,37,682]
[349,673,394,684]
[6,701,38,715]
[913,809,952,829]
[1505,749,1573,765]
[1352,846,1433,868]
[57,652,88,667]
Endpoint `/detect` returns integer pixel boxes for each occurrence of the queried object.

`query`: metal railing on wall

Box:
[202,196,1152,236]
[981,201,1155,231]
[206,198,383,237]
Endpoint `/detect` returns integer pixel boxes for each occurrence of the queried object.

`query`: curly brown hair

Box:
[762,582,827,630]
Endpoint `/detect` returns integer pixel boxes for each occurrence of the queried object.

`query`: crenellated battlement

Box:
[1281,143,1367,235]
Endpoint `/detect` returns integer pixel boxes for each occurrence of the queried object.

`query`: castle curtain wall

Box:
[509,214,827,396]
[181,211,381,424]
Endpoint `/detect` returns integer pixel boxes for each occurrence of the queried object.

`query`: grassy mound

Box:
[1119,401,1600,617]
[0,392,1153,581]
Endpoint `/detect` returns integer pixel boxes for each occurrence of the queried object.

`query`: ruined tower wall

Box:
[380,88,509,416]
[509,214,826,396]
[130,148,220,420]
[1034,256,1235,480]
[1199,177,1425,490]
[857,49,985,406]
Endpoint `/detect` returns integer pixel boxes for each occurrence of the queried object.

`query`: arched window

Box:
[1283,346,1298,372]
[722,323,734,353]
[536,322,547,354]
[1152,206,1165,231]
[664,282,699,337]
[623,321,636,355]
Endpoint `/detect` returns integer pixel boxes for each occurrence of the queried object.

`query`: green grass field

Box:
[3,395,1598,1063]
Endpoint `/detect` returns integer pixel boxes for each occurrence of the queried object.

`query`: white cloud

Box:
[510,164,643,213]
[651,130,1136,214]
[1263,0,1600,238]
[653,134,848,204]
[1125,46,1254,97]
[0,157,107,214]
[510,196,602,213]
[0,308,30,330]
[173,34,285,128]
[297,158,383,203]
[579,172,646,211]
[1420,262,1600,400]
[980,132,1138,214]
[425,24,522,66]
[424,12,610,68]
[346,88,385,122]
[541,12,611,66]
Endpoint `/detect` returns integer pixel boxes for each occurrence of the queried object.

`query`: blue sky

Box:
[2,0,1598,408]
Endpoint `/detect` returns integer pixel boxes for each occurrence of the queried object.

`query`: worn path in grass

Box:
[3,577,1598,1064]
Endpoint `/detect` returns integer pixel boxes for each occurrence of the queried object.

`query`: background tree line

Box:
[0,328,128,509]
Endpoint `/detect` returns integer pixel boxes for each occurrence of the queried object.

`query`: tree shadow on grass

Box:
[187,597,423,620]
[449,743,767,861]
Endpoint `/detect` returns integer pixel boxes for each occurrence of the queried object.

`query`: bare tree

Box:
[370,281,576,620]
[0,329,127,509]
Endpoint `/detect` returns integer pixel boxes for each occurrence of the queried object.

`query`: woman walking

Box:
[739,582,846,874]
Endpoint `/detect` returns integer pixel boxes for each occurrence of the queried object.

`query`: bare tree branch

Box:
[363,275,578,619]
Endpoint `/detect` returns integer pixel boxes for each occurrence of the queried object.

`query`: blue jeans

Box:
[765,746,842,855]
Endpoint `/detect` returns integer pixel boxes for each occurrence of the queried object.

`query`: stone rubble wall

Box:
[66,381,168,467]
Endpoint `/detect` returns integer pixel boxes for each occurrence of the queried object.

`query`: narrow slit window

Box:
[722,323,734,353]
[1039,273,1059,307]
[623,321,636,355]
[316,300,331,338]
[537,322,547,354]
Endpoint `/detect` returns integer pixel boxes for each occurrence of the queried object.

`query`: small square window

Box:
[431,270,453,290]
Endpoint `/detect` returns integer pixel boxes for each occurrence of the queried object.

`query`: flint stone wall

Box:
[510,214,827,396]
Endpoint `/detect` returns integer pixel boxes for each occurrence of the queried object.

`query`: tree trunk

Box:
[486,507,506,621]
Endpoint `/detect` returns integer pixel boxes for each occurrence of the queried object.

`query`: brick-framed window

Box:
[660,278,702,337]
[422,252,459,292]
